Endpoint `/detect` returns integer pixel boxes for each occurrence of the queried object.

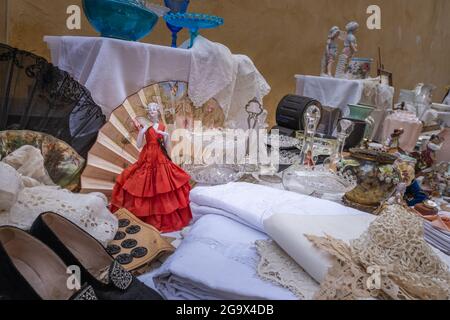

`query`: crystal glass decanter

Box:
[323,119,354,172]
[298,105,322,167]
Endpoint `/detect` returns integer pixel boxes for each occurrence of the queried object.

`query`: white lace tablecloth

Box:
[44,36,270,127]
[295,75,394,141]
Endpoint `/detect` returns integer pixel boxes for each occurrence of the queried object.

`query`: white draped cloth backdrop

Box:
[44,36,270,129]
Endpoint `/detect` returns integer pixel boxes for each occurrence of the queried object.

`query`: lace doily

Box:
[7,186,117,246]
[0,146,118,246]
[307,204,450,300]
[255,240,319,300]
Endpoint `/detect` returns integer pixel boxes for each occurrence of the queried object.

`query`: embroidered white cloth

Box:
[44,36,190,118]
[44,36,270,128]
[182,36,271,127]
[295,75,364,115]
[142,214,304,300]
[190,182,364,232]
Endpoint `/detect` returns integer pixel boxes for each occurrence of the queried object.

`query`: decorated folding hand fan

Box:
[0,43,105,158]
[80,81,225,197]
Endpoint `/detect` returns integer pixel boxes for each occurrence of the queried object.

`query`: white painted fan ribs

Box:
[81,90,146,196]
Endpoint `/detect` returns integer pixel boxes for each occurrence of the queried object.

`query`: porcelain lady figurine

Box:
[335,21,359,78]
[343,22,359,58]
[111,102,193,233]
[320,26,341,77]
[384,128,405,152]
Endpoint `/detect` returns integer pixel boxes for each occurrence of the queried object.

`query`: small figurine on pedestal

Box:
[384,128,404,152]
[320,26,341,77]
[335,21,359,78]
[110,102,193,233]
[304,149,316,169]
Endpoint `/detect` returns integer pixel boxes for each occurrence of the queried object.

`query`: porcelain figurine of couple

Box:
[321,21,359,78]
[110,102,193,233]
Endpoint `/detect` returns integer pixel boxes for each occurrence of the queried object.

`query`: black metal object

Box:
[0,43,106,157]
[276,95,322,132]
[275,94,343,138]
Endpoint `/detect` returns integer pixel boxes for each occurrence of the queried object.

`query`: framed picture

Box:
[378,69,393,86]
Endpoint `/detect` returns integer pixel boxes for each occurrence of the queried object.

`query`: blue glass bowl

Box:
[83,0,159,41]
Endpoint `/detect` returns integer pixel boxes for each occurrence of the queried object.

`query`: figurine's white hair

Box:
[328,26,340,38]
[346,21,359,32]
[145,102,161,112]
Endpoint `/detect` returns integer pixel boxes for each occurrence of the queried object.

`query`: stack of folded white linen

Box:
[142,183,450,300]
[140,214,306,300]
[189,183,379,286]
[190,182,365,232]
[141,183,371,300]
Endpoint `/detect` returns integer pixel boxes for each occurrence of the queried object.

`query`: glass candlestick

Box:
[299,105,322,167]
[324,119,354,172]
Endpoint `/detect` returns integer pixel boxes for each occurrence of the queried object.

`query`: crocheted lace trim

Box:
[255,240,319,300]
[307,204,450,300]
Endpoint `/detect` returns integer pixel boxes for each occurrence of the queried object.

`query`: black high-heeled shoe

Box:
[0,227,97,300]
[30,212,163,300]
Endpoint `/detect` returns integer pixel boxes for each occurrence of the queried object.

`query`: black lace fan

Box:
[0,43,106,157]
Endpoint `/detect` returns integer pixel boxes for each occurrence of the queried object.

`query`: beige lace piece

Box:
[256,240,319,300]
[307,204,450,300]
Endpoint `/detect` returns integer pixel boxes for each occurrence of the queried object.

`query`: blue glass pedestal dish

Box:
[164,13,224,48]
[83,0,159,41]
[164,0,190,47]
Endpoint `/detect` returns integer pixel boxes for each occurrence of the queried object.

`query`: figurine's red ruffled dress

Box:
[111,123,192,233]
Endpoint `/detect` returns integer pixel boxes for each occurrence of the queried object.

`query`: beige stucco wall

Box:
[0,0,7,43]
[5,0,450,125]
